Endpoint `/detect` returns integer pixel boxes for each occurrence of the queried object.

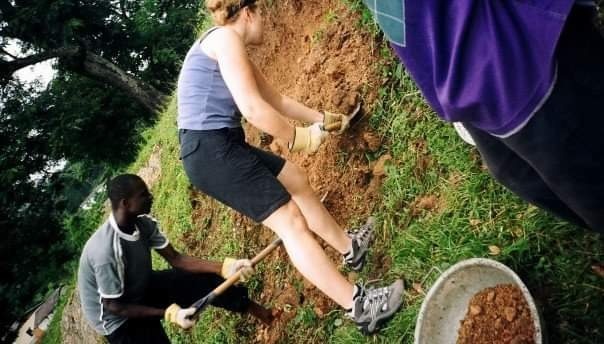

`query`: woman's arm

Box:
[251,64,323,124]
[212,28,294,143]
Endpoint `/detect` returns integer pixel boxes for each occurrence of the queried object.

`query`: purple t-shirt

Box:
[367,1,576,135]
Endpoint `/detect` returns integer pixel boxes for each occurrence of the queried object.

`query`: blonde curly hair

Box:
[205,0,258,25]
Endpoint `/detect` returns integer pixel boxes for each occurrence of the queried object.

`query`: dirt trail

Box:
[184,1,387,343]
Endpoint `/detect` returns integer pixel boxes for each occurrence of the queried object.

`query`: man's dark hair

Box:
[106,174,146,209]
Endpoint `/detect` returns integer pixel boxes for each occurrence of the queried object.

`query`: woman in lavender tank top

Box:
[176,0,405,333]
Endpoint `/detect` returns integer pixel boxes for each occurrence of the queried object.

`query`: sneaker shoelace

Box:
[348,223,372,249]
[362,286,390,319]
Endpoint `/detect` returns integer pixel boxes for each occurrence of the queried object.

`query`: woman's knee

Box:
[263,200,309,237]
[279,201,308,230]
[279,163,311,195]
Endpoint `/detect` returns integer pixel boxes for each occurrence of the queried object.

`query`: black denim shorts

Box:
[106,269,250,344]
[179,127,290,222]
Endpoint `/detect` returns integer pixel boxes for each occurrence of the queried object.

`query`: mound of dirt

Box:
[457,284,536,344]
[247,0,385,223]
[246,0,385,225]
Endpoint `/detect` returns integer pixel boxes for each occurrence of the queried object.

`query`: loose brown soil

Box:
[457,284,536,344]
[184,1,388,343]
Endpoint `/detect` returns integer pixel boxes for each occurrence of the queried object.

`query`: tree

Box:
[2,2,156,113]
[0,0,204,337]
[1,0,203,160]
[37,71,155,164]
[1,0,202,113]
[0,80,69,336]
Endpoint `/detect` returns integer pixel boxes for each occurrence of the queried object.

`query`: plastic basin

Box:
[414,258,543,344]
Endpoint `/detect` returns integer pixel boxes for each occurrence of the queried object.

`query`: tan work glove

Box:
[165,304,196,329]
[289,123,327,153]
[221,257,255,282]
[322,111,350,134]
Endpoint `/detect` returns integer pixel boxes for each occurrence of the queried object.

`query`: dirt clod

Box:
[412,282,425,294]
[416,195,438,211]
[372,154,392,176]
[504,306,517,322]
[362,131,382,152]
[470,219,482,226]
[457,284,536,344]
[470,305,482,315]
[410,194,442,217]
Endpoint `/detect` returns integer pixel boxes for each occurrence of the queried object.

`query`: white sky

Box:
[6,40,55,88]
[29,159,67,183]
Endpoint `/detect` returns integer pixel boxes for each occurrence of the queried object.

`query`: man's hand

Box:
[221,257,255,281]
[322,111,350,134]
[289,123,328,153]
[164,304,196,329]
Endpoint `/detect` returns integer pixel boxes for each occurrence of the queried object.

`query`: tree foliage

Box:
[0,0,204,338]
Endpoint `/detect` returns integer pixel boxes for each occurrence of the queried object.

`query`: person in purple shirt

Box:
[364,1,603,234]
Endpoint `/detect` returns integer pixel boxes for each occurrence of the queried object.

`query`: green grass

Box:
[137,98,194,240]
[40,284,73,344]
[44,2,604,343]
[165,2,603,343]
[316,2,604,344]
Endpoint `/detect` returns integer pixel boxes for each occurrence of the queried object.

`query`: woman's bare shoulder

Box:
[202,27,244,59]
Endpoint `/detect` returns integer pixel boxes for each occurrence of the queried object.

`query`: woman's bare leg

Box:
[277,162,351,254]
[262,200,354,308]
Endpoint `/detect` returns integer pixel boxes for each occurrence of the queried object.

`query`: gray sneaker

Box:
[343,217,375,271]
[347,280,405,334]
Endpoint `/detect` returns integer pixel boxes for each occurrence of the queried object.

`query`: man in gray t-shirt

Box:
[78,174,274,344]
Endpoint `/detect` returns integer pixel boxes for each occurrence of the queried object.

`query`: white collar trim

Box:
[109,213,140,241]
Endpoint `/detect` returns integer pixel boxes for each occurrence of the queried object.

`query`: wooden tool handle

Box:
[213,237,282,296]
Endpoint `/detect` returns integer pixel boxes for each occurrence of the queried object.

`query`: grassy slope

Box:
[162,2,603,342]
[325,2,604,343]
[45,3,603,343]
